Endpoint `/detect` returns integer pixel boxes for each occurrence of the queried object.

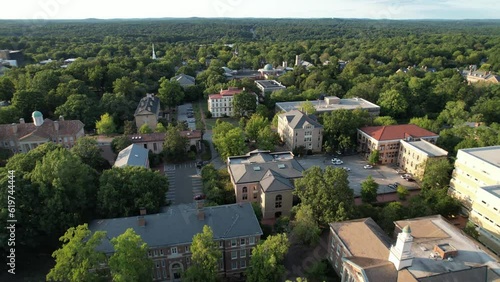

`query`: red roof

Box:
[208,87,243,100]
[360,124,438,141]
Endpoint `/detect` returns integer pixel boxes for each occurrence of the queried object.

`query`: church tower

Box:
[389,225,414,270]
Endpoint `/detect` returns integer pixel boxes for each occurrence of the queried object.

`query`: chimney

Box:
[11,123,17,134]
[59,115,64,121]
[19,118,25,124]
[140,207,146,216]
[197,201,205,221]
[137,216,146,227]
[54,120,59,131]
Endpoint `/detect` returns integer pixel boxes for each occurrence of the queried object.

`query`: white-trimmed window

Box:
[240,260,246,268]
[231,251,238,260]
[219,241,224,248]
[231,239,237,247]
[240,249,246,258]
[154,250,158,257]
[249,237,255,245]
[171,247,177,254]
[160,249,164,256]
[231,261,238,270]
[240,238,246,246]
[185,246,190,253]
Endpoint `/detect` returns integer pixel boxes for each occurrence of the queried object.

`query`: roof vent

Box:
[278,164,286,169]
[253,166,261,171]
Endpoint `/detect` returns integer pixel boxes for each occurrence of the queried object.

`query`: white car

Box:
[342,167,351,171]
[363,164,373,169]
[333,160,343,165]
[331,158,339,163]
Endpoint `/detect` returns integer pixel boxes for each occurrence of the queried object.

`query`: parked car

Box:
[388,184,397,189]
[333,160,343,165]
[363,165,373,169]
[331,158,340,163]
[194,194,206,200]
[395,168,406,174]
[342,167,351,171]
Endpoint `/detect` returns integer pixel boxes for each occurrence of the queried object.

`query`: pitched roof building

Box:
[0,112,84,153]
[207,87,257,118]
[328,215,500,282]
[170,74,195,89]
[89,202,263,281]
[128,130,202,154]
[227,150,304,219]
[134,93,161,130]
[114,144,150,168]
[277,110,323,153]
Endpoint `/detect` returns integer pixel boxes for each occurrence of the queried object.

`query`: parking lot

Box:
[297,154,419,197]
[177,103,196,130]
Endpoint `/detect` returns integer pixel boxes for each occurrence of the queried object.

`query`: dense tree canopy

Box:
[183,225,221,282]
[246,233,290,282]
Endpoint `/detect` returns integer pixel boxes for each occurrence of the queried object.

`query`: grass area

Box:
[192,100,205,130]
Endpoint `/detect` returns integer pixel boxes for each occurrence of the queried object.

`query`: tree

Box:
[436,100,469,127]
[97,166,168,218]
[368,150,379,165]
[163,124,188,162]
[99,93,135,127]
[123,121,137,135]
[409,115,439,133]
[183,226,221,282]
[397,185,409,200]
[158,78,184,109]
[0,105,21,124]
[47,224,107,282]
[245,114,269,142]
[55,94,99,130]
[373,116,397,126]
[212,120,246,160]
[233,91,257,117]
[257,126,280,150]
[96,113,117,135]
[155,122,167,133]
[321,109,370,152]
[360,175,379,204]
[421,158,452,190]
[377,89,408,118]
[138,123,153,134]
[299,101,316,115]
[71,136,109,171]
[294,166,354,225]
[111,136,132,154]
[30,148,97,235]
[246,234,290,282]
[379,202,406,233]
[291,204,321,246]
[463,221,479,240]
[109,228,153,282]
[12,89,46,119]
[0,76,15,102]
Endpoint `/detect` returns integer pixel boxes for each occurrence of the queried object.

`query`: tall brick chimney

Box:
[140,207,146,216]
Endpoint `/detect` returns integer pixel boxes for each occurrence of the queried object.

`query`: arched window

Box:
[242,187,247,193]
[275,194,282,208]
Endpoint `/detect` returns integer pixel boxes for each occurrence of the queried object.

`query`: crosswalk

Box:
[165,166,176,205]
[191,172,203,198]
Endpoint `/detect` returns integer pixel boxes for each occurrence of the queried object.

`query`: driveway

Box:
[177,103,195,130]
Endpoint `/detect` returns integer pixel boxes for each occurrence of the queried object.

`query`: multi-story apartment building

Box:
[448,146,500,254]
[254,80,286,95]
[398,139,448,180]
[208,87,257,118]
[276,96,380,117]
[227,150,304,219]
[277,110,323,153]
[0,111,84,153]
[89,202,263,281]
[357,124,439,165]
[134,93,161,130]
[328,215,500,282]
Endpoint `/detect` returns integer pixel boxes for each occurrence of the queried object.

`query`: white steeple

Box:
[152,44,157,60]
[389,225,414,270]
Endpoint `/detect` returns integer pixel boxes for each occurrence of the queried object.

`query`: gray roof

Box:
[134,94,160,116]
[171,74,195,86]
[88,202,263,253]
[114,144,149,168]
[401,140,448,157]
[460,146,500,168]
[259,169,295,192]
[229,158,304,184]
[280,110,322,129]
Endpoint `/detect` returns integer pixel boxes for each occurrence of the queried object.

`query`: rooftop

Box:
[0,118,84,141]
[89,202,263,253]
[134,94,160,116]
[360,124,438,141]
[255,80,286,89]
[114,144,149,168]
[459,146,500,168]
[208,87,244,99]
[482,185,500,198]
[279,110,322,129]
[276,97,380,113]
[394,215,500,280]
[401,140,448,157]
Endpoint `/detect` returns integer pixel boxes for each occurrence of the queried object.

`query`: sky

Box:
[5,0,500,20]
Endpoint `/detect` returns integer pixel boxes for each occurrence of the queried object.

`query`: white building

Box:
[208,87,257,118]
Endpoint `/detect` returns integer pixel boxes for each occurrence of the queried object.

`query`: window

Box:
[249,237,255,245]
[148,250,152,257]
[231,239,237,247]
[171,247,177,254]
[231,251,238,259]
[153,143,157,151]
[242,187,247,193]
[161,260,165,267]
[240,260,246,268]
[156,261,160,268]
[160,249,164,256]
[219,241,224,248]
[154,250,158,257]
[186,257,191,264]
[231,261,238,270]
[242,194,248,200]
[185,246,190,253]
[240,249,246,258]
[240,238,246,246]
[275,194,282,208]
[162,269,167,278]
